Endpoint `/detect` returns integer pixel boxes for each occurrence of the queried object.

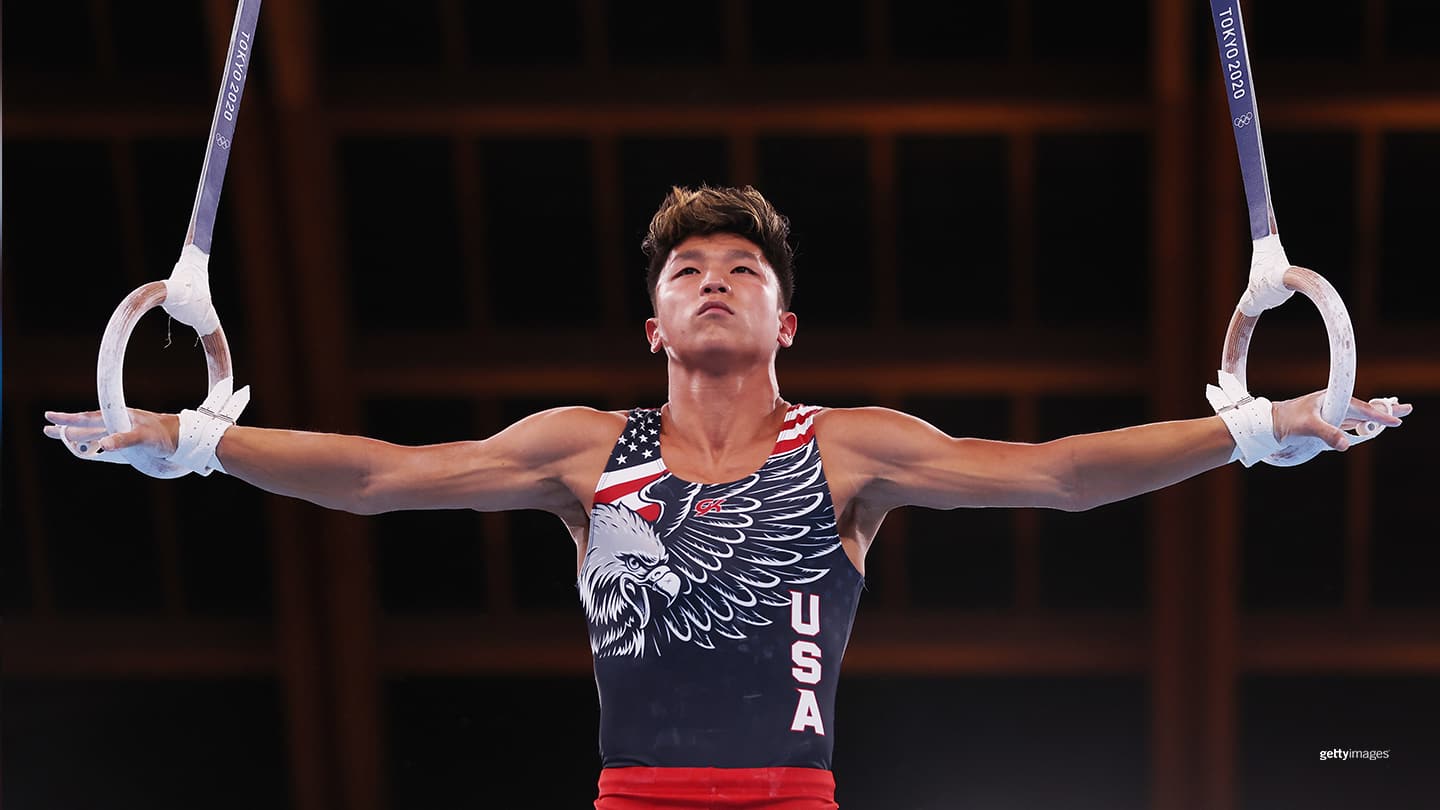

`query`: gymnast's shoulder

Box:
[812,405,955,446]
[488,405,629,451]
[811,405,972,471]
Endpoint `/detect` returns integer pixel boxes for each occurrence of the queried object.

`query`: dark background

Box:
[4,1,1439,808]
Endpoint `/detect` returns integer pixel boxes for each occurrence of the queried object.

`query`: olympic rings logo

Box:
[1233,113,1253,129]
[216,134,232,150]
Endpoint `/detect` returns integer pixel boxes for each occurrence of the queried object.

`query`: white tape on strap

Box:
[1206,370,1284,467]
[162,243,222,336]
[1347,396,1399,447]
[169,376,251,476]
[1239,234,1296,317]
[56,425,131,464]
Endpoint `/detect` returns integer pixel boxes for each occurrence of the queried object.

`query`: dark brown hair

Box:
[642,185,795,310]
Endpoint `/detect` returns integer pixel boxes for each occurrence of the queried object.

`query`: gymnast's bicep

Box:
[818,407,1077,513]
[360,406,620,517]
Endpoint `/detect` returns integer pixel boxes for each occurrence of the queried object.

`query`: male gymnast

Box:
[46,185,1411,809]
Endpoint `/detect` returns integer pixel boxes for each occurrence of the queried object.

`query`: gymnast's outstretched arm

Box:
[816,392,1411,515]
[43,406,620,521]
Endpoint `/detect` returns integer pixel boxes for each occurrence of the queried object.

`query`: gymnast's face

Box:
[645,233,797,364]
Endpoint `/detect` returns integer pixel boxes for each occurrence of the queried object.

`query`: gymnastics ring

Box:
[96,281,235,478]
[79,0,260,477]
[1220,265,1353,467]
[1207,1,1393,466]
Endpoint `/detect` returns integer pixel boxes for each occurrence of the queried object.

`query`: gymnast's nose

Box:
[700,267,729,295]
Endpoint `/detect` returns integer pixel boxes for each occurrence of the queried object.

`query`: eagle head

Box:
[580,503,682,657]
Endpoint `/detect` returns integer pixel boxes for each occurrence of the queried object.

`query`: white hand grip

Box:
[97,280,235,478]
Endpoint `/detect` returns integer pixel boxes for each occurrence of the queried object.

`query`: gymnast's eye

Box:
[674,267,699,277]
[731,266,755,275]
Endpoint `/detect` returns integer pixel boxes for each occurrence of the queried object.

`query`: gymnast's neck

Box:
[661,354,788,460]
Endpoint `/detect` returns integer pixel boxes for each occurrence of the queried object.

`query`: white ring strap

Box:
[1206,370,1282,467]
[170,377,251,476]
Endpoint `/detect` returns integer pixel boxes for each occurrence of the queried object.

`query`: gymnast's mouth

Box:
[697,302,734,316]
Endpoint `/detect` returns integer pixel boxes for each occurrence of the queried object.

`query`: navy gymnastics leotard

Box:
[580,404,865,771]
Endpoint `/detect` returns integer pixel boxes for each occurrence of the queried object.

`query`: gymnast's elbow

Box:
[1041,481,1090,513]
[1047,440,1090,513]
[233,467,377,515]
[337,440,447,515]
[318,466,389,515]
[345,472,412,515]
[309,484,383,516]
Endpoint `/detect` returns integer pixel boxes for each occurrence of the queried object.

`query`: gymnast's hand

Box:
[43,408,180,462]
[1271,393,1411,452]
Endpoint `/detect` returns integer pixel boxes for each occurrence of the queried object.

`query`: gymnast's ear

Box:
[645,317,664,353]
[777,310,797,348]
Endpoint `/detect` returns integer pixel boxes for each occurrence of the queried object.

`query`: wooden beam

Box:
[1201,79,1243,810]
[1149,1,1199,807]
[264,3,381,810]
[200,1,330,809]
[1242,613,1440,672]
[17,94,1440,141]
[324,100,1152,135]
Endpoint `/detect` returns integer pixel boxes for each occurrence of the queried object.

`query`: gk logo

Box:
[695,498,726,516]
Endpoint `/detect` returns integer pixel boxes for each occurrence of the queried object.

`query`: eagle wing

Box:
[638,440,841,651]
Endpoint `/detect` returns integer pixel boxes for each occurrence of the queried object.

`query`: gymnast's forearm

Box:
[1059,416,1236,511]
[215,425,394,514]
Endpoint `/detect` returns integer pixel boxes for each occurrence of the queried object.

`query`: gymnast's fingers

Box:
[1349,397,1406,427]
[1313,418,1350,452]
[96,428,153,455]
[1338,398,1412,437]
[44,424,106,443]
[44,409,106,427]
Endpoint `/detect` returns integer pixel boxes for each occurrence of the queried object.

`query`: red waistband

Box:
[596,767,837,810]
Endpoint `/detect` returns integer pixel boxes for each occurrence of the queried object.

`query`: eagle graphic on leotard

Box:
[579,439,840,659]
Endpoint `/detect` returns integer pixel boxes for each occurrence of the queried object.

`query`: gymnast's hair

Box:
[642,184,796,311]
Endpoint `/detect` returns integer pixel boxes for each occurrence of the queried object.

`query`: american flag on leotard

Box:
[771,404,822,455]
[593,405,824,523]
[594,408,667,522]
